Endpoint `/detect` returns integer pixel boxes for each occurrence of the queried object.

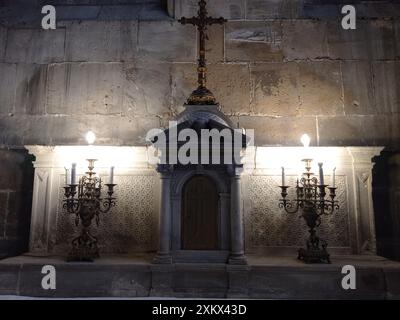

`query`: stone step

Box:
[1,254,400,299]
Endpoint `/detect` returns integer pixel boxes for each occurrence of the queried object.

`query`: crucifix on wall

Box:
[179,0,226,105]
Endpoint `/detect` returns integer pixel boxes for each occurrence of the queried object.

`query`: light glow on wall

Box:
[300,134,311,148]
[54,146,145,171]
[255,147,345,174]
[85,131,96,145]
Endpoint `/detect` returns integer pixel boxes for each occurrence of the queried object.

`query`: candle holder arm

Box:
[279,186,301,214]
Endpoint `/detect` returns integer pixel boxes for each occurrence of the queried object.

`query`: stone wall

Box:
[0,149,34,258]
[0,0,399,258]
[0,0,398,148]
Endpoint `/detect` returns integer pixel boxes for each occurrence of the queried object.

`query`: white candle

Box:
[71,163,77,185]
[281,167,285,186]
[109,166,114,184]
[65,168,71,185]
[318,162,324,185]
[332,167,336,187]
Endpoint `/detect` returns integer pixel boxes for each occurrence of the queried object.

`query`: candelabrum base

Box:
[67,228,100,262]
[67,246,100,262]
[298,246,331,264]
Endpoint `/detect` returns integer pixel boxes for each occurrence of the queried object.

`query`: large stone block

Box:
[206,63,251,115]
[250,62,300,116]
[48,115,120,145]
[368,20,396,60]
[5,28,65,63]
[0,115,46,146]
[238,115,317,146]
[317,115,392,146]
[327,20,369,60]
[172,0,245,20]
[6,190,31,238]
[14,64,47,115]
[0,3,42,28]
[0,149,28,190]
[47,62,171,117]
[0,265,19,294]
[0,113,160,146]
[139,2,170,21]
[389,114,400,148]
[0,63,16,114]
[122,62,171,117]
[226,21,283,62]
[395,20,400,59]
[138,20,196,62]
[328,19,395,60]
[205,24,224,63]
[355,3,400,19]
[297,61,343,116]
[0,26,6,61]
[171,63,251,115]
[341,61,375,115]
[18,264,151,297]
[385,269,400,299]
[246,0,302,19]
[54,5,103,21]
[57,4,158,21]
[373,61,400,115]
[0,192,7,236]
[65,21,137,62]
[117,115,161,145]
[301,4,340,19]
[47,63,124,115]
[282,20,328,60]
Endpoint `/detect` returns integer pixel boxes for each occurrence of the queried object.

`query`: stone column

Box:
[229,167,247,265]
[25,146,58,254]
[349,147,384,254]
[153,165,173,264]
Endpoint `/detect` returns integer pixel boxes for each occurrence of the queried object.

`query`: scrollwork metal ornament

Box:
[279,159,339,263]
[63,159,117,262]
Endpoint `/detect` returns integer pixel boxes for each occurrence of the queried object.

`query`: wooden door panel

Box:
[182,175,218,250]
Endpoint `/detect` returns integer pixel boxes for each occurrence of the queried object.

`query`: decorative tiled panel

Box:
[54,174,158,253]
[245,175,350,248]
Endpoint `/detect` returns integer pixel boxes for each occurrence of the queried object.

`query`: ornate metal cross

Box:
[179,0,226,105]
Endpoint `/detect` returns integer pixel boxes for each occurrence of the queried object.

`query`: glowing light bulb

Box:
[300,134,311,148]
[85,130,96,145]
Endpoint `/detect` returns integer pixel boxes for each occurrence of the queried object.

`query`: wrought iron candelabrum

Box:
[63,159,117,262]
[279,159,339,263]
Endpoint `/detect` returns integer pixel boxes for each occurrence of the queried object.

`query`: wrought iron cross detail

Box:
[179,0,226,105]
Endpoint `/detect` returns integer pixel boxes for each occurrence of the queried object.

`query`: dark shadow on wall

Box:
[372,149,400,261]
[0,148,34,259]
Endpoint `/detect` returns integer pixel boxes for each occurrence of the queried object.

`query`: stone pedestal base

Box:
[152,253,172,264]
[150,264,174,297]
[226,265,250,298]
[228,254,247,265]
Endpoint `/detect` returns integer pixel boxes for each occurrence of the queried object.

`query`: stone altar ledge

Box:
[1,254,400,299]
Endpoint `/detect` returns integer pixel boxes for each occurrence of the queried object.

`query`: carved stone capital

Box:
[156,164,174,177]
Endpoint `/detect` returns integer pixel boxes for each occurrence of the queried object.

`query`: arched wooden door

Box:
[181,175,218,250]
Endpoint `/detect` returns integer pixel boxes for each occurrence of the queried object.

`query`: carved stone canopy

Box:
[151,105,250,166]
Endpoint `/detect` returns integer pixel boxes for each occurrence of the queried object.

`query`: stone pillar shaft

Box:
[229,172,247,265]
[154,172,172,264]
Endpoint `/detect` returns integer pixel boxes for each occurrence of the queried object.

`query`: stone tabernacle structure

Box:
[0,0,400,298]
